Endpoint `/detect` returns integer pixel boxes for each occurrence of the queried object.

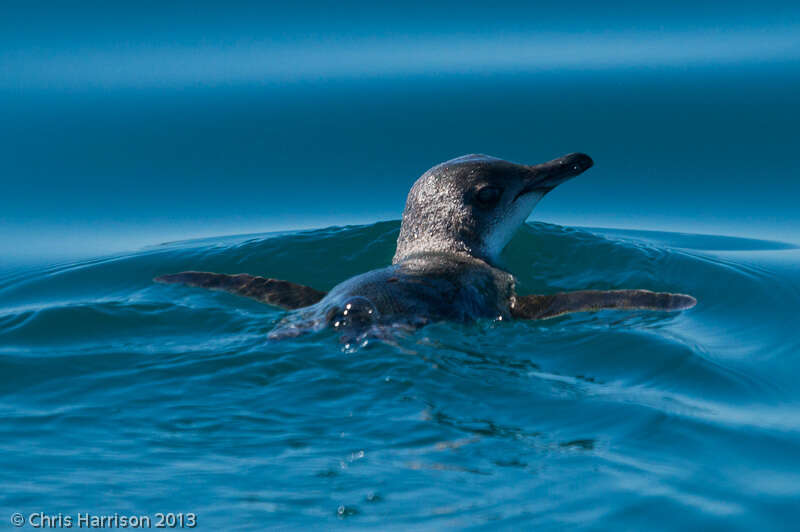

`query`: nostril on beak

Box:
[566,153,593,173]
[525,152,594,191]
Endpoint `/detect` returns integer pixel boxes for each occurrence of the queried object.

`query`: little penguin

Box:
[155,153,696,338]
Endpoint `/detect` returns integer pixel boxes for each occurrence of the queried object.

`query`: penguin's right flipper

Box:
[154,271,326,310]
[511,289,696,320]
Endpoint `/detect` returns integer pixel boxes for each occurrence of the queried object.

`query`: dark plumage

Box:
[155,153,696,338]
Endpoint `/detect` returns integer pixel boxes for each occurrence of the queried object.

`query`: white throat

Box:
[483,192,544,261]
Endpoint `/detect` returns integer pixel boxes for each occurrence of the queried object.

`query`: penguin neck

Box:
[391,242,500,271]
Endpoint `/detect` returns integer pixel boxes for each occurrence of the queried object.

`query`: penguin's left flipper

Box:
[154,271,326,310]
[511,289,696,320]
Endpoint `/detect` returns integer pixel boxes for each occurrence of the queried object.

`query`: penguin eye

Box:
[475,186,502,206]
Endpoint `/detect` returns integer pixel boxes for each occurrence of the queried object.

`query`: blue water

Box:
[2,221,799,529]
[3,2,800,528]
[3,5,800,258]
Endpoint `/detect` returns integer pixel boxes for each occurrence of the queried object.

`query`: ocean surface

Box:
[2,2,799,529]
[2,220,799,529]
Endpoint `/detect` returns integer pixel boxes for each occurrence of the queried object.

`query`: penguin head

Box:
[393,152,593,265]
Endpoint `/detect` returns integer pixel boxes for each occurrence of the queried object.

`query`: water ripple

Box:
[1,221,798,528]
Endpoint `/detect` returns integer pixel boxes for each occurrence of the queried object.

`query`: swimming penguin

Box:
[155,153,696,337]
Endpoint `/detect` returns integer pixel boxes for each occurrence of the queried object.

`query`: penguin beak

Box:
[521,152,593,194]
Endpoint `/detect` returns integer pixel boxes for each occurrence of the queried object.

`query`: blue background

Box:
[2,1,799,262]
